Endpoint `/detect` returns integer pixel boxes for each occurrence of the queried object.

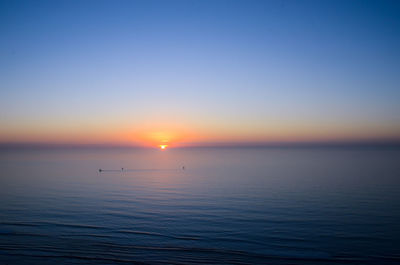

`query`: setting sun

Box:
[159,145,168,150]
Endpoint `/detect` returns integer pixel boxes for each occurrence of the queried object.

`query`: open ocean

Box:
[0,147,399,264]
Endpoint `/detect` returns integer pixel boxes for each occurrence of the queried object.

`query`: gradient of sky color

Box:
[1,0,400,146]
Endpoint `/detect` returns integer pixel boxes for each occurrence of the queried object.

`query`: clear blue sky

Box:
[1,0,399,145]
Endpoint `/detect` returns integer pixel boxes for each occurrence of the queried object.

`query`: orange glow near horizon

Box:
[1,119,400,147]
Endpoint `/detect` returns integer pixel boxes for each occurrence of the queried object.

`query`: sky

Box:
[1,0,400,147]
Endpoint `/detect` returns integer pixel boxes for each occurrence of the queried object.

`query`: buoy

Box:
[99,169,102,172]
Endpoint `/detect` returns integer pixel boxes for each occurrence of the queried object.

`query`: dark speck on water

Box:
[0,147,399,264]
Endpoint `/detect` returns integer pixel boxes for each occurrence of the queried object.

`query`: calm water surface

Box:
[0,147,399,264]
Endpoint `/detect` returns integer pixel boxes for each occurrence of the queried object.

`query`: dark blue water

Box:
[0,147,399,264]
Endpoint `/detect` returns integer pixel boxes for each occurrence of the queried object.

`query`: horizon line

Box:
[1,140,400,150]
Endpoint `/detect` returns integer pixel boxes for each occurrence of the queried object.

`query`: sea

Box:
[0,147,399,264]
